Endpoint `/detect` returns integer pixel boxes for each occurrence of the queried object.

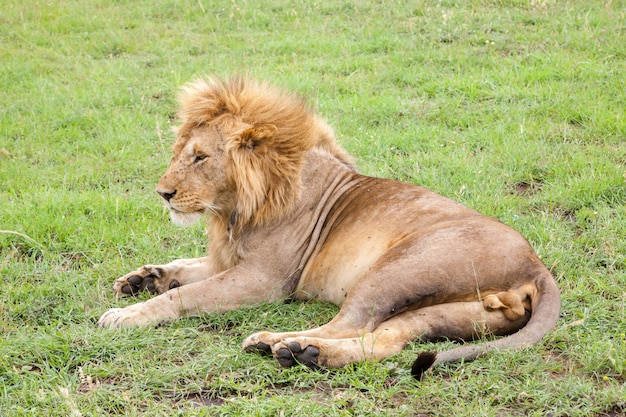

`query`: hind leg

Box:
[244,300,530,368]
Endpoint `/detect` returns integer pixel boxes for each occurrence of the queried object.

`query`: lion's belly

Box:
[294,229,389,305]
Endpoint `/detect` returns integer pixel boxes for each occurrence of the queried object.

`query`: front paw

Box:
[97,303,160,328]
[113,265,181,297]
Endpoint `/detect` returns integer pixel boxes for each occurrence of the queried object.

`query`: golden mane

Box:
[175,76,353,230]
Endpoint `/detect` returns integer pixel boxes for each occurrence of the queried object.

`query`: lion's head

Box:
[156,76,354,232]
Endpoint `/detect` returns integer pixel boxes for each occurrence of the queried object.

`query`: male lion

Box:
[98,76,560,379]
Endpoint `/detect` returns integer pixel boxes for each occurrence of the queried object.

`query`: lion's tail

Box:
[411,273,560,380]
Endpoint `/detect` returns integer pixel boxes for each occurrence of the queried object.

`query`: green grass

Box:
[1,0,625,415]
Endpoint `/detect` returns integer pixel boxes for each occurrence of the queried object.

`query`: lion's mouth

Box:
[165,203,185,215]
[164,201,184,213]
[167,206,203,227]
[169,205,201,215]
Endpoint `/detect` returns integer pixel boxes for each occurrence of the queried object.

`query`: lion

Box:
[98,76,560,379]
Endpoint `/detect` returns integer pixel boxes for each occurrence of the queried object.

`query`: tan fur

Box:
[98,76,560,375]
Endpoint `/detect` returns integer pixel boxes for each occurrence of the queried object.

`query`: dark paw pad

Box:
[121,283,136,295]
[128,275,143,286]
[276,348,296,368]
[143,276,156,293]
[121,275,144,295]
[122,274,159,296]
[245,342,272,356]
[276,343,320,369]
[296,346,320,369]
[288,342,302,353]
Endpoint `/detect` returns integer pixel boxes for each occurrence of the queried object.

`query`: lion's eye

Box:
[193,154,208,163]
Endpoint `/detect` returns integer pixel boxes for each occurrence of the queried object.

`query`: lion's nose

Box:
[157,189,177,201]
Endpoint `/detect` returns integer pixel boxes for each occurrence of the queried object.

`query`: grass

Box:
[1,0,625,415]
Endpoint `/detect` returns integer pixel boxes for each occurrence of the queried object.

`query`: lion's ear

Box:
[239,124,278,150]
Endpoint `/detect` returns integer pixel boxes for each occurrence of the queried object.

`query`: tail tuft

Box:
[411,351,437,381]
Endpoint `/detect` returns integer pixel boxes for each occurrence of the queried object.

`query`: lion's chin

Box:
[169,209,203,227]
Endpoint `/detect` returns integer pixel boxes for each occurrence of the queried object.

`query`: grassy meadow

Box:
[1,0,625,415]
